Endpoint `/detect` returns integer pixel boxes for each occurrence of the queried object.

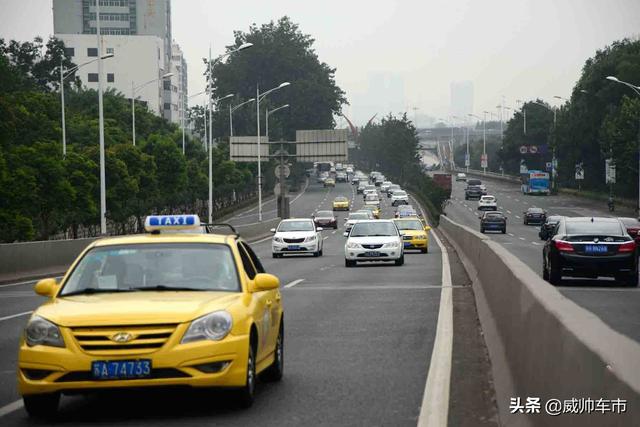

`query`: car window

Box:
[350,222,398,237]
[239,242,265,275]
[61,244,241,294]
[237,243,258,279]
[278,220,315,232]
[316,210,333,217]
[395,220,423,230]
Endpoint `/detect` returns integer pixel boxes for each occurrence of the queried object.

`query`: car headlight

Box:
[304,235,317,242]
[346,242,361,249]
[417,234,427,239]
[273,237,283,243]
[383,241,400,248]
[182,311,233,343]
[25,316,65,348]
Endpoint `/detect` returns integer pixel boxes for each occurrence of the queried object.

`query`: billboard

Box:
[295,129,348,162]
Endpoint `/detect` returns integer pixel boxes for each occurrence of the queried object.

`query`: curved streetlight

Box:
[266,104,290,143]
[131,72,174,146]
[206,93,235,223]
[229,98,256,137]
[554,95,570,103]
[60,53,114,157]
[256,81,291,221]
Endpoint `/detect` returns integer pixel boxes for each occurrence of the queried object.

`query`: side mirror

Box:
[270,228,276,233]
[343,232,349,237]
[252,273,280,291]
[424,226,431,232]
[317,227,323,232]
[35,278,59,298]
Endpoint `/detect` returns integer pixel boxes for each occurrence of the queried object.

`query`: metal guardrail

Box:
[453,168,521,183]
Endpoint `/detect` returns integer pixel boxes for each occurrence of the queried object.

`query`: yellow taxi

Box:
[332,196,350,211]
[393,217,431,253]
[18,215,283,418]
[324,178,336,188]
[360,204,381,219]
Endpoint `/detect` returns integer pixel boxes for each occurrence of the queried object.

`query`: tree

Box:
[209,17,347,141]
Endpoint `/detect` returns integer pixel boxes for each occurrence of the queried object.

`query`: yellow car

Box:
[18,215,283,418]
[360,204,380,219]
[332,196,350,211]
[324,178,336,187]
[394,217,431,253]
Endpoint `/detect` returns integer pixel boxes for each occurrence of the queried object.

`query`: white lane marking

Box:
[418,230,453,427]
[323,236,329,240]
[284,279,305,288]
[332,230,337,234]
[519,237,526,241]
[0,311,33,322]
[0,399,23,418]
[515,215,521,219]
[532,242,541,246]
[508,233,515,237]
[0,276,64,288]
[250,235,273,244]
[506,210,512,214]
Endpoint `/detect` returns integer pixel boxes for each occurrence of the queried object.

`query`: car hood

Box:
[36,291,241,327]
[348,236,399,245]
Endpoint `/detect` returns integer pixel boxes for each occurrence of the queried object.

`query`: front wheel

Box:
[23,393,60,419]
[395,255,404,266]
[260,322,284,382]
[345,259,356,267]
[420,248,428,253]
[480,228,485,234]
[237,344,256,408]
[502,228,506,234]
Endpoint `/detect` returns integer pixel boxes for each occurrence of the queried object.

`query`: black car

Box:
[313,210,337,229]
[523,207,547,225]
[480,211,507,234]
[539,215,563,240]
[542,217,638,286]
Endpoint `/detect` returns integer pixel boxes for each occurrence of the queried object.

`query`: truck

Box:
[432,173,452,197]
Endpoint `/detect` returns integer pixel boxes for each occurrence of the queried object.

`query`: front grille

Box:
[283,238,305,243]
[71,324,177,355]
[362,244,383,249]
[55,368,190,383]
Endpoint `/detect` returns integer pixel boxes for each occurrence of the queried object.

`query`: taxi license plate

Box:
[364,251,381,257]
[92,360,151,380]
[585,245,607,254]
[287,245,300,250]
[404,242,412,247]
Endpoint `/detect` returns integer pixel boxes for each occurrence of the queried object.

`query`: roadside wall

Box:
[439,215,640,426]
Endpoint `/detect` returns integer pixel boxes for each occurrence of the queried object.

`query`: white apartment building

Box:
[165,41,187,124]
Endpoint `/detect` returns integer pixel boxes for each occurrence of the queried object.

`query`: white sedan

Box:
[345,220,404,267]
[477,195,498,211]
[272,218,323,258]
[391,190,409,206]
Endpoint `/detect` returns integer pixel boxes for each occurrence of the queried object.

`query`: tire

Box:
[334,225,338,230]
[313,251,319,257]
[621,271,638,287]
[524,219,527,225]
[260,321,284,382]
[420,248,428,253]
[23,393,60,419]
[549,260,562,286]
[272,253,279,259]
[502,228,506,234]
[395,255,404,266]
[237,341,256,408]
[319,247,323,257]
[542,257,549,281]
[480,227,485,233]
[345,259,356,267]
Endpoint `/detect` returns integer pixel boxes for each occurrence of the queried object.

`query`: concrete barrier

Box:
[439,215,640,426]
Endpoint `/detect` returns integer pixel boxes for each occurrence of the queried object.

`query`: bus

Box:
[521,170,550,195]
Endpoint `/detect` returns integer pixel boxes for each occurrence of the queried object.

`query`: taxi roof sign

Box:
[145,215,200,232]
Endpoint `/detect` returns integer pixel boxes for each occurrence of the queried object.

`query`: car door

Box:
[240,242,282,357]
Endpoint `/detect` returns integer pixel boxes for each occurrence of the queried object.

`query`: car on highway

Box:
[272,218,323,258]
[336,172,348,182]
[619,217,640,245]
[391,190,409,206]
[456,173,467,182]
[394,217,430,253]
[395,204,418,218]
[364,192,381,208]
[479,211,507,234]
[317,172,329,184]
[523,207,547,225]
[464,184,483,200]
[343,212,371,235]
[539,215,563,240]
[313,210,338,229]
[355,209,375,220]
[360,204,381,219]
[477,195,497,211]
[351,175,360,185]
[387,184,401,197]
[357,183,366,193]
[363,186,378,199]
[18,215,283,417]
[380,181,393,192]
[344,220,404,267]
[324,177,336,188]
[542,217,638,286]
[332,196,350,211]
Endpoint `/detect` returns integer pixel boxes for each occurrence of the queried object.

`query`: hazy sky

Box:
[2,0,639,125]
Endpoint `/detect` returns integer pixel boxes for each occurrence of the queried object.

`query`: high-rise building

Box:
[450,81,474,118]
[52,0,186,123]
[167,41,187,124]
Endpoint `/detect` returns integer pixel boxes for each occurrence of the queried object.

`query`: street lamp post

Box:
[207,93,234,223]
[229,98,256,137]
[532,101,557,192]
[95,1,108,235]
[256,82,291,221]
[606,76,640,213]
[516,99,527,135]
[180,90,206,155]
[131,72,173,146]
[60,54,114,157]
[266,104,290,143]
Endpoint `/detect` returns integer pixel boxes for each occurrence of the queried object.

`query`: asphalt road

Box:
[0,179,499,426]
[445,176,640,343]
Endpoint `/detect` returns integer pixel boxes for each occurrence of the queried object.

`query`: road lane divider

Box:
[0,311,33,322]
[284,279,305,289]
[0,400,23,418]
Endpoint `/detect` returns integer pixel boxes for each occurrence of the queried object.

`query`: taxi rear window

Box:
[60,243,240,295]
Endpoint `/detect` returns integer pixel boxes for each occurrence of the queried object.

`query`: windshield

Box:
[316,211,333,217]
[394,191,407,197]
[334,197,347,202]
[468,180,481,186]
[348,213,369,220]
[60,244,240,295]
[528,208,544,213]
[278,220,315,232]
[350,222,398,237]
[395,220,423,230]
[365,194,378,200]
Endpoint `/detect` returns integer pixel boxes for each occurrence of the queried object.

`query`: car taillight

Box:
[554,240,574,252]
[618,241,636,253]
[627,228,640,236]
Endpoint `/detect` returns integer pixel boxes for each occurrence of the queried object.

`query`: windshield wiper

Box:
[131,285,206,292]
[61,288,136,297]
